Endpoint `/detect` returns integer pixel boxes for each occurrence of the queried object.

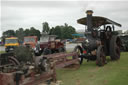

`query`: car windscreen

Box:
[49,36,55,41]
[40,36,49,42]
[24,37,35,43]
[5,39,18,44]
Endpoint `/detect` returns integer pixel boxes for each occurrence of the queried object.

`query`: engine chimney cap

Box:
[86,10,93,15]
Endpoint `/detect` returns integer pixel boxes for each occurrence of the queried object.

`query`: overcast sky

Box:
[1,0,128,37]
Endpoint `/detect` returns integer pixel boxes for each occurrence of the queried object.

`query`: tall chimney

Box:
[86,10,93,32]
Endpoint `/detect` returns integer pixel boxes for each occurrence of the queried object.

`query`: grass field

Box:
[0,51,5,54]
[56,52,128,85]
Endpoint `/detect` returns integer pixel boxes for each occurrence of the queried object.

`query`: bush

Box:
[14,46,33,63]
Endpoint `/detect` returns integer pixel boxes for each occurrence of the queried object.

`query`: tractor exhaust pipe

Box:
[86,10,93,32]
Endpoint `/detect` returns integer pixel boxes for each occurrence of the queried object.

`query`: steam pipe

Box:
[86,10,93,32]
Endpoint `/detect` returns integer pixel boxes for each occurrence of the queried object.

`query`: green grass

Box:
[56,52,128,85]
[0,51,5,54]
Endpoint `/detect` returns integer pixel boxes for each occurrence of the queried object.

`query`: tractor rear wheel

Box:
[96,45,106,66]
[110,35,121,60]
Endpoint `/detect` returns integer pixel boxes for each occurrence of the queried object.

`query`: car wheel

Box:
[58,47,65,52]
[43,48,52,55]
[74,45,83,64]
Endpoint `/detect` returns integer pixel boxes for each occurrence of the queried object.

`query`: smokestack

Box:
[86,10,93,32]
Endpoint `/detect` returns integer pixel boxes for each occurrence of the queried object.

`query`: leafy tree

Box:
[49,27,55,35]
[3,30,16,37]
[2,30,16,44]
[49,23,76,39]
[29,27,41,40]
[53,26,62,39]
[42,22,50,34]
[16,28,25,43]
[2,22,76,42]
[24,29,30,36]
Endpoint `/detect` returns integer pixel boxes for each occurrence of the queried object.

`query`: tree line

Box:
[2,27,41,43]
[2,22,77,43]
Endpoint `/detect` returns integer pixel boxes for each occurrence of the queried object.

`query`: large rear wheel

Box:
[110,35,121,60]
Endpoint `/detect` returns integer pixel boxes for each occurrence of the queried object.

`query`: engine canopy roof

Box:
[77,16,122,28]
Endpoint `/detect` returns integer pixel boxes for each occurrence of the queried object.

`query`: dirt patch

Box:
[103,80,108,85]
[76,79,81,85]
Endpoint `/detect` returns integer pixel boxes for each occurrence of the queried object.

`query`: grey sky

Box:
[1,0,128,37]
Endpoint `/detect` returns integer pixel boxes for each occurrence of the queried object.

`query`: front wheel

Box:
[96,45,106,66]
[74,45,83,64]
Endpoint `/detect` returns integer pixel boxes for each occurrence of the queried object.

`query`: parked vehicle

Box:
[119,34,128,51]
[0,38,2,45]
[23,36,38,49]
[4,37,19,52]
[34,34,65,56]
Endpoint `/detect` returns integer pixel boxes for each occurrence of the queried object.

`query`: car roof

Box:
[77,16,122,27]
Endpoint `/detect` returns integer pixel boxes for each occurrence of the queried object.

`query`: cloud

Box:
[1,1,128,37]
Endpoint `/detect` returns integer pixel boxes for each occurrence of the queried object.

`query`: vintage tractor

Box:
[34,34,65,56]
[74,10,122,66]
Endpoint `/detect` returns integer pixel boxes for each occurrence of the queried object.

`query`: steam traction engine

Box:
[74,10,122,66]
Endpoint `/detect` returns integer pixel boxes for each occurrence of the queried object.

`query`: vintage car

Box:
[34,34,65,56]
